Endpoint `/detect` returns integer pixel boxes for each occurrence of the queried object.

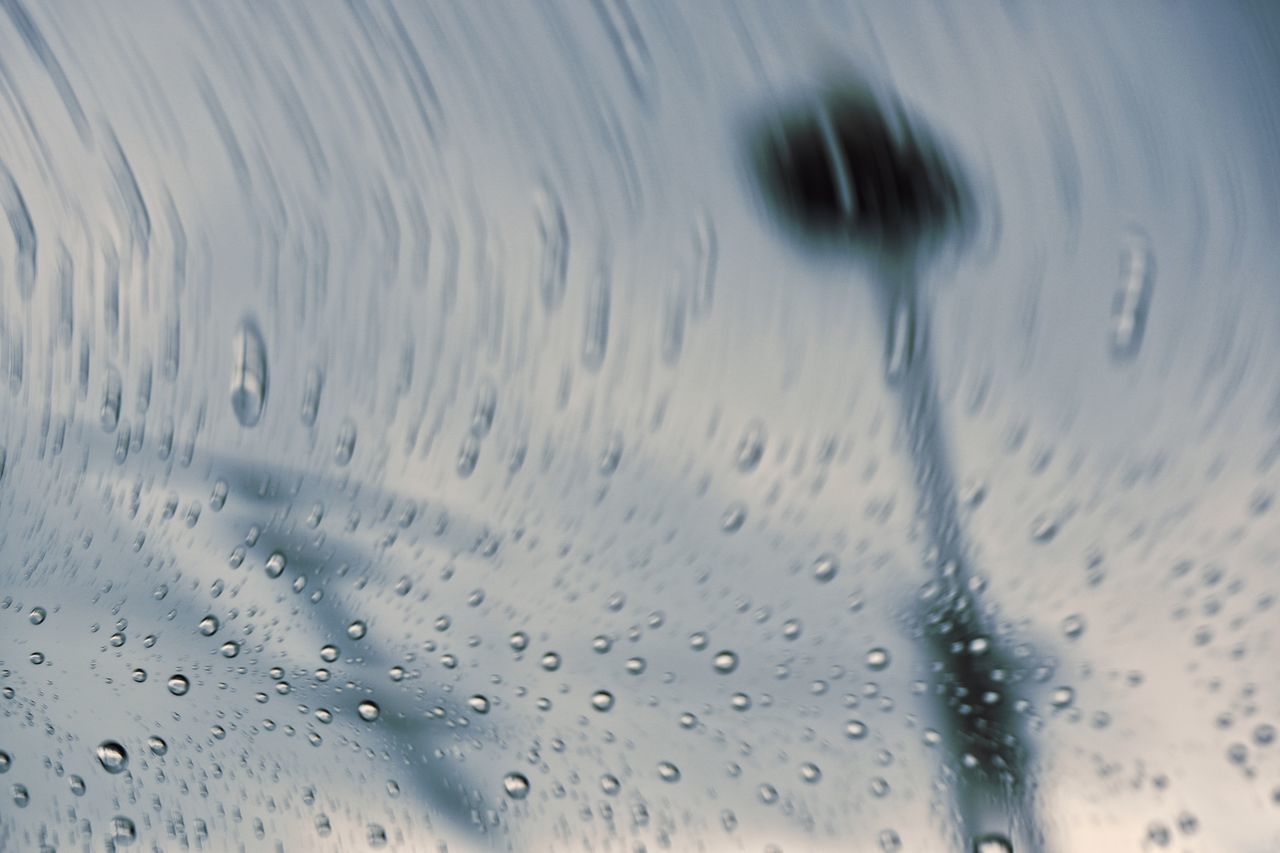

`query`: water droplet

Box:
[879,829,903,851]
[713,651,738,674]
[456,437,480,478]
[657,761,681,782]
[720,502,747,533]
[28,607,46,625]
[1111,226,1154,361]
[147,736,168,756]
[112,815,137,845]
[846,719,869,739]
[509,632,529,651]
[69,774,85,796]
[600,774,621,795]
[866,647,891,671]
[198,614,219,636]
[347,620,367,640]
[1050,686,1075,708]
[0,751,10,772]
[973,834,1014,853]
[591,690,615,711]
[503,772,530,799]
[582,262,611,372]
[96,741,129,773]
[334,419,357,466]
[98,369,125,436]
[1061,613,1085,640]
[468,695,491,714]
[265,551,287,578]
[11,783,28,807]
[540,651,562,671]
[534,187,569,311]
[813,553,839,583]
[357,700,381,722]
[230,317,268,427]
[735,420,767,472]
[220,641,240,658]
[167,674,190,696]
[800,762,822,783]
[301,366,323,426]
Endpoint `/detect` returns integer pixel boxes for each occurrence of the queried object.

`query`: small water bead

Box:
[540,652,561,671]
[731,693,752,711]
[230,317,268,427]
[264,551,287,578]
[846,720,869,739]
[346,620,367,640]
[870,777,890,797]
[468,695,490,714]
[210,479,228,511]
[679,712,698,729]
[813,553,839,583]
[591,691,615,711]
[1050,686,1075,709]
[148,736,168,756]
[110,815,137,845]
[782,619,802,640]
[721,503,747,533]
[29,607,46,625]
[167,674,190,696]
[625,657,646,675]
[29,651,44,665]
[879,830,903,851]
[509,632,529,651]
[866,647,891,671]
[735,420,767,472]
[600,774,621,795]
[1255,723,1277,746]
[800,762,822,783]
[503,772,530,799]
[592,635,612,654]
[713,651,738,674]
[221,641,240,658]
[389,666,406,682]
[131,668,147,683]
[0,751,10,772]
[758,783,779,804]
[315,708,333,724]
[973,834,1014,853]
[69,775,86,796]
[96,740,129,773]
[689,632,709,651]
[320,644,340,662]
[657,761,681,782]
[110,632,125,647]
[198,615,219,636]
[357,700,380,722]
[334,418,357,466]
[367,823,388,848]
[11,783,29,807]
[1061,613,1086,640]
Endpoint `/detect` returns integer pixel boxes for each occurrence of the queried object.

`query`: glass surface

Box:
[1,2,1278,851]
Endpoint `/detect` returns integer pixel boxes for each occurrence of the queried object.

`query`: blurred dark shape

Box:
[749,78,972,260]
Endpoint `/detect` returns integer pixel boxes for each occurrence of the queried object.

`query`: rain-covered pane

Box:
[2,2,1279,851]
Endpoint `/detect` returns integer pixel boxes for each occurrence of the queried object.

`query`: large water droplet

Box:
[230,317,268,427]
[96,740,129,774]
